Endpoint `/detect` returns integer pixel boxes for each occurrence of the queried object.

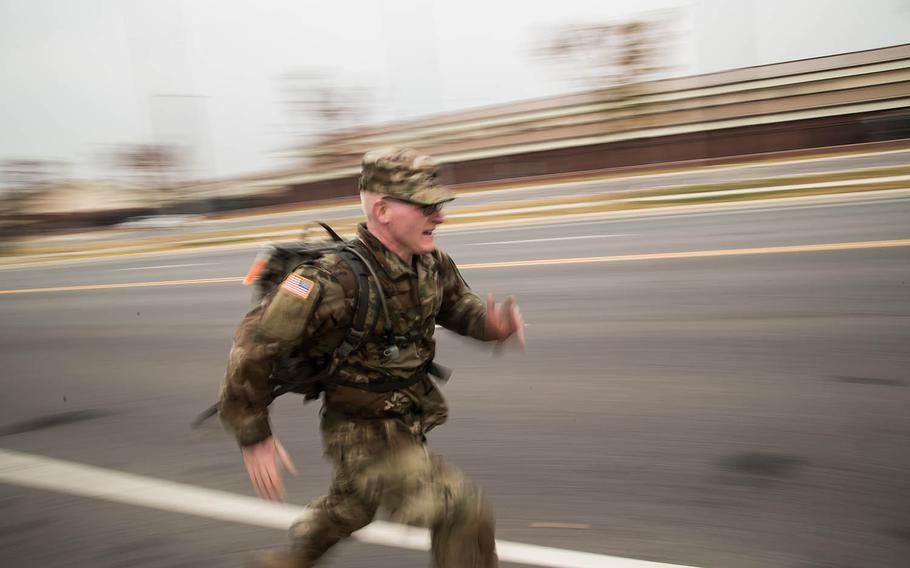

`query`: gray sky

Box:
[1,0,908,181]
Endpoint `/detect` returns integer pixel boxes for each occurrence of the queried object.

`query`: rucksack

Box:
[192,221,452,428]
[193,221,386,426]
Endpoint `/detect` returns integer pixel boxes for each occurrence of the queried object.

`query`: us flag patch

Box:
[281,273,315,300]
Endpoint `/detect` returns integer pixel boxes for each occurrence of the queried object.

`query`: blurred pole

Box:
[122,1,212,213]
[149,92,216,180]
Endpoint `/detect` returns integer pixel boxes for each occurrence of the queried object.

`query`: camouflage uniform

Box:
[218,148,499,567]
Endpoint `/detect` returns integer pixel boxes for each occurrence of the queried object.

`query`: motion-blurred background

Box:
[1,2,909,567]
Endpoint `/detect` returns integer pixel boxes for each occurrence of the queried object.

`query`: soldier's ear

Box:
[374,198,392,224]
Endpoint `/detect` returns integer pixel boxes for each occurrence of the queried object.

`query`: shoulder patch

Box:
[281,273,315,300]
[259,271,323,341]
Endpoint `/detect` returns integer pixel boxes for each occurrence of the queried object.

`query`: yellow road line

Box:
[459,239,910,269]
[1,239,908,295]
[528,522,593,530]
[0,276,242,295]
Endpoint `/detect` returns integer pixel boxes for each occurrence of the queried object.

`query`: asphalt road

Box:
[1,192,909,567]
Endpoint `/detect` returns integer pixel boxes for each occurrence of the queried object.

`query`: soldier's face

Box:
[384,198,446,256]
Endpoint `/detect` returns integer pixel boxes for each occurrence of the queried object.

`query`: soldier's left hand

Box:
[486,294,526,350]
[242,436,298,502]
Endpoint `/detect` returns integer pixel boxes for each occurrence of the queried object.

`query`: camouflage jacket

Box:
[218,224,491,446]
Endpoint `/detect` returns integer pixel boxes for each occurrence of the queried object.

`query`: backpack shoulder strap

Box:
[327,241,396,366]
[333,245,374,361]
[315,221,344,242]
[340,243,393,334]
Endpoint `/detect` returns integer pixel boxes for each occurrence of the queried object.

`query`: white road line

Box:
[444,177,910,220]
[435,324,532,328]
[442,147,910,201]
[113,263,216,271]
[440,188,910,235]
[468,234,632,246]
[0,448,694,568]
[633,175,910,201]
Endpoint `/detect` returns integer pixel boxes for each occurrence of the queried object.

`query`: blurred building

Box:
[17,181,148,215]
[14,43,910,229]
[261,43,909,206]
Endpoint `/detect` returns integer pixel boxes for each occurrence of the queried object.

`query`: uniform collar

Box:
[358,223,429,279]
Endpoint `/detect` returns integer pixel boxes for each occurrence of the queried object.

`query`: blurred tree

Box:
[1,159,60,201]
[110,143,183,207]
[0,159,66,247]
[535,14,672,97]
[279,68,371,141]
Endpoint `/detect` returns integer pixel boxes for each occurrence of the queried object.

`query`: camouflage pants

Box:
[287,412,498,567]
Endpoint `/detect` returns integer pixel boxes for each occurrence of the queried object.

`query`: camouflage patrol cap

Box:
[359,147,455,205]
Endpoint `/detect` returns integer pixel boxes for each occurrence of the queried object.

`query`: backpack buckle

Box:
[383,345,400,361]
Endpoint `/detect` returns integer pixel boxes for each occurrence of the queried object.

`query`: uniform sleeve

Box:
[435,252,490,341]
[217,264,349,446]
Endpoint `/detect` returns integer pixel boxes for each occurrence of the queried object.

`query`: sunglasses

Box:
[384,197,446,217]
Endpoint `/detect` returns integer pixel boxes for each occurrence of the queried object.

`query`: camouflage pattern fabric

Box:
[285,411,497,567]
[218,224,489,446]
[359,146,455,205]
[218,221,496,566]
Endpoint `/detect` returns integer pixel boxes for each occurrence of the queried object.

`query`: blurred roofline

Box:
[309,43,910,144]
[187,44,910,188]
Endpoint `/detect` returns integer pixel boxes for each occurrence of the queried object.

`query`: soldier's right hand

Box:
[241,436,298,502]
[485,294,526,351]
